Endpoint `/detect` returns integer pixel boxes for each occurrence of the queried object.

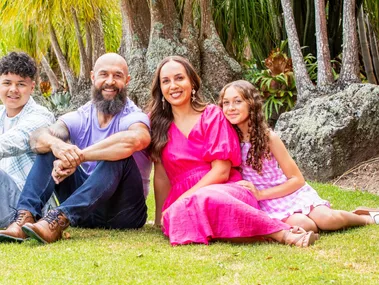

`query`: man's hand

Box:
[52,159,77,184]
[51,141,84,168]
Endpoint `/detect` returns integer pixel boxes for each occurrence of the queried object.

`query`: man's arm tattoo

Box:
[48,120,70,141]
[30,120,70,153]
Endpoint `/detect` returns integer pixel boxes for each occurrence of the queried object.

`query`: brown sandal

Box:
[282,230,317,248]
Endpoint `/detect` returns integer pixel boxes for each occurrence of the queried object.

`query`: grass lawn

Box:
[1,182,379,284]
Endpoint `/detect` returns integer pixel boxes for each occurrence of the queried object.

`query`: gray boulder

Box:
[275,83,379,182]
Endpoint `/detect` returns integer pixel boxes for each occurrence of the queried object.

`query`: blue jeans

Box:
[17,152,147,229]
[0,170,21,228]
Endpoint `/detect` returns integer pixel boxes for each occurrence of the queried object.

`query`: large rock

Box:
[275,83,379,182]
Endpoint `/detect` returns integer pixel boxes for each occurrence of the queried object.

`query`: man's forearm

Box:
[82,128,150,162]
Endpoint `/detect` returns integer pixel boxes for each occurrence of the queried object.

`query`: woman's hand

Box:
[236,180,262,200]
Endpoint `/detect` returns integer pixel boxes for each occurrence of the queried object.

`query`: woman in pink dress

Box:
[148,56,317,247]
[218,80,379,232]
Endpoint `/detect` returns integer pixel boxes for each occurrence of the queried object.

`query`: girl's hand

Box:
[237,180,262,200]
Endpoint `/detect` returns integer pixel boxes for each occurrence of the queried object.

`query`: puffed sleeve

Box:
[201,105,241,166]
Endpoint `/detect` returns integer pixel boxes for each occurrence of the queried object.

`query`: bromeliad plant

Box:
[245,41,296,124]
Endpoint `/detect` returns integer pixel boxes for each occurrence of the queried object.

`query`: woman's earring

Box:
[191,89,196,102]
[162,96,165,110]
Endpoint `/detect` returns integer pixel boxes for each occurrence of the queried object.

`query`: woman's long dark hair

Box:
[219,80,270,174]
[148,56,207,162]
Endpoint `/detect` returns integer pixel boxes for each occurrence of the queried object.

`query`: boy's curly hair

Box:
[0,52,37,79]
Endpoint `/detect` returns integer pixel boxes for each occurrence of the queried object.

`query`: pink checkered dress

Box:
[240,142,330,220]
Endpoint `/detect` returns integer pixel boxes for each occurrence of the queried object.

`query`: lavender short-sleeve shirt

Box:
[60,98,151,197]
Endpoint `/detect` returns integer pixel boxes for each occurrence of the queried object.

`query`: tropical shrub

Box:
[245,41,296,126]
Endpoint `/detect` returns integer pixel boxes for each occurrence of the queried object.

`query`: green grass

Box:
[1,182,379,284]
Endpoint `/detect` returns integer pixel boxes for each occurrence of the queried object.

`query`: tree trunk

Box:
[367,16,379,82]
[314,0,333,88]
[120,0,150,59]
[180,0,200,72]
[41,54,62,93]
[281,0,315,105]
[338,0,361,87]
[84,22,93,71]
[146,0,184,75]
[120,0,151,108]
[49,21,78,95]
[357,7,377,84]
[90,7,106,65]
[198,0,242,102]
[71,7,91,84]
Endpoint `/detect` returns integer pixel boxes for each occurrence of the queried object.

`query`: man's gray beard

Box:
[92,85,127,115]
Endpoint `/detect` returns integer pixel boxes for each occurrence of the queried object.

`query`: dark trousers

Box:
[17,152,147,229]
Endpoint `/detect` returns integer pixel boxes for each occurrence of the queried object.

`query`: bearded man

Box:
[0,53,151,244]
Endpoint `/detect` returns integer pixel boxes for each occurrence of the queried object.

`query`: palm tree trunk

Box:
[281,0,315,102]
[314,0,333,87]
[367,16,379,82]
[90,6,106,66]
[41,54,61,93]
[71,7,91,83]
[338,0,361,87]
[49,22,78,95]
[84,22,93,71]
[357,7,377,84]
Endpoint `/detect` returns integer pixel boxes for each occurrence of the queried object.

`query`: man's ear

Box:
[125,75,131,87]
[90,71,95,83]
[31,81,36,92]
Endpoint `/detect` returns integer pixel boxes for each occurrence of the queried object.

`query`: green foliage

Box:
[212,0,282,67]
[303,52,340,83]
[41,91,71,112]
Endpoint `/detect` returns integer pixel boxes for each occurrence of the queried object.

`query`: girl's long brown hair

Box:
[148,56,207,162]
[219,80,270,173]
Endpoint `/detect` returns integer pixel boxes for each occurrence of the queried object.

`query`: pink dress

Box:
[161,105,290,245]
[240,142,330,221]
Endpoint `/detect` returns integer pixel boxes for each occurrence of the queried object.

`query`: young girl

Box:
[219,80,379,232]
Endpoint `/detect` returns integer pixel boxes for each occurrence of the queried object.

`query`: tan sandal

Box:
[352,206,379,215]
[352,207,379,224]
[282,230,317,248]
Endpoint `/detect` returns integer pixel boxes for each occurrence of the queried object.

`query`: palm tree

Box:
[0,0,117,106]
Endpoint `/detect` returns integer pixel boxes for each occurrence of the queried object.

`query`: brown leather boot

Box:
[0,210,35,243]
[22,209,70,244]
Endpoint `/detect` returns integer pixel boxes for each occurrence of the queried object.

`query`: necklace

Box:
[242,133,250,142]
